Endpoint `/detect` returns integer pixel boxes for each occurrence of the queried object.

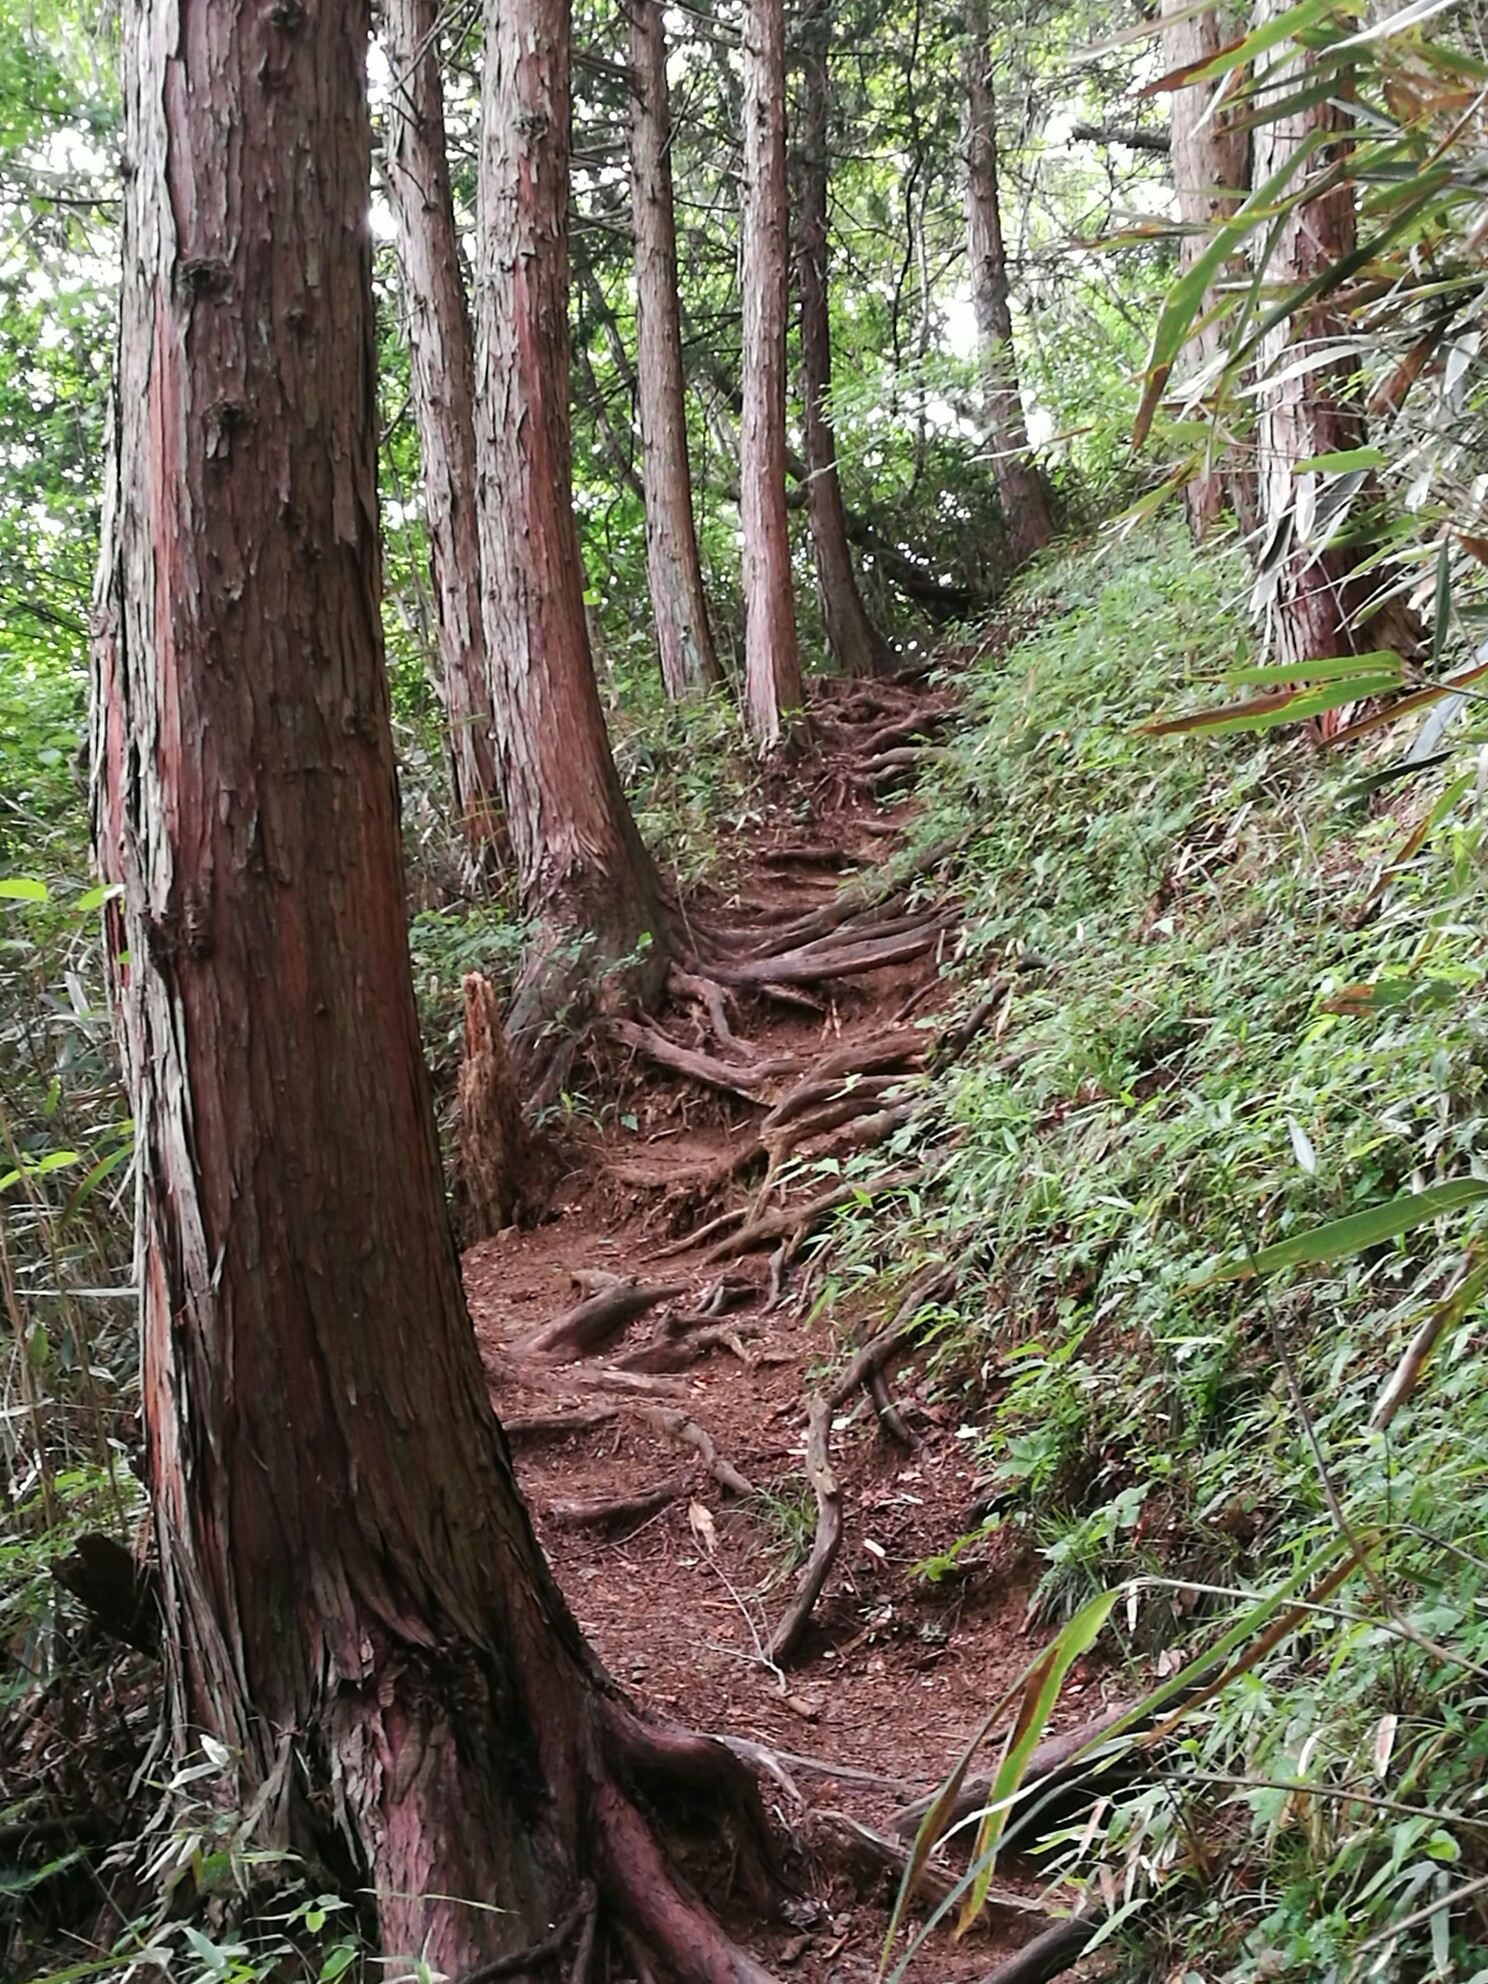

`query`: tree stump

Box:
[459,971,525,1236]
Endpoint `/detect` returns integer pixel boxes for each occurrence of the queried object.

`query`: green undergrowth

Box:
[819,518,1488,1979]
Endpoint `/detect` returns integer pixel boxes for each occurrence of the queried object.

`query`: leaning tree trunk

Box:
[474,0,670,1051]
[961,0,1054,568]
[628,0,723,699]
[1162,0,1253,538]
[740,0,805,747]
[90,1,776,1979]
[383,0,503,873]
[796,0,893,680]
[1251,2,1377,714]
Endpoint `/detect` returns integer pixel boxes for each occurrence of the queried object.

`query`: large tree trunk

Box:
[1251,4,1376,710]
[628,0,723,700]
[1162,0,1253,538]
[383,0,503,875]
[89,1,773,1977]
[473,0,670,1051]
[795,0,893,680]
[740,0,805,747]
[961,0,1054,568]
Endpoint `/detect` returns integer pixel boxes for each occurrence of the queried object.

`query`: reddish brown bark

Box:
[383,0,503,871]
[796,0,893,680]
[1162,0,1253,538]
[741,0,805,747]
[628,0,722,699]
[474,0,670,1040]
[89,1,773,1976]
[961,0,1054,568]
[1251,6,1377,708]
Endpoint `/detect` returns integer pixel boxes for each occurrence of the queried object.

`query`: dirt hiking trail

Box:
[464,670,1113,1984]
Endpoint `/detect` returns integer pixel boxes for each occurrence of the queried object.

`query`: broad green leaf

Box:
[0,876,49,902]
[1295,447,1386,473]
[1210,1179,1488,1280]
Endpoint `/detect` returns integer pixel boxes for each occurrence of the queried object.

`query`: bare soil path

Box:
[463,676,1108,1984]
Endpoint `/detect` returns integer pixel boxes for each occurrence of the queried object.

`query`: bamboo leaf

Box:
[1209,1180,1488,1281]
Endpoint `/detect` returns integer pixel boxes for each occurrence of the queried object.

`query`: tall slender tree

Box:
[961,0,1054,567]
[1251,4,1376,693]
[1161,0,1252,538]
[90,0,775,1974]
[628,0,723,699]
[474,0,670,1040]
[796,0,893,679]
[383,0,502,874]
[740,0,805,746]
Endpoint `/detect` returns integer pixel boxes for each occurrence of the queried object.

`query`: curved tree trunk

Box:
[796,0,893,680]
[741,0,805,747]
[383,0,503,874]
[961,0,1054,568]
[628,0,723,699]
[1162,0,1253,539]
[90,1,773,1977]
[474,0,670,1049]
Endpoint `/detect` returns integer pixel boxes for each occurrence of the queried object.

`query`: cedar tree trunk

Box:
[628,0,723,698]
[1251,3,1376,713]
[961,0,1054,567]
[796,0,893,679]
[1162,0,1253,538]
[474,0,670,1042]
[89,0,774,1976]
[740,0,805,747]
[384,0,503,876]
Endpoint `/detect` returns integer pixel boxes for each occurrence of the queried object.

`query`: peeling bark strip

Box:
[473,0,669,1040]
[795,0,892,680]
[740,0,805,746]
[961,0,1054,567]
[628,0,722,698]
[383,0,502,867]
[90,2,777,1978]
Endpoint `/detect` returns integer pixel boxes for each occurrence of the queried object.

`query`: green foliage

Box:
[820,518,1488,1976]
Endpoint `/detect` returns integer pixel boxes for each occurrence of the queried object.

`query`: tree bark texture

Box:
[740,0,805,747]
[795,0,893,680]
[89,3,771,1978]
[628,0,723,699]
[473,0,669,1027]
[961,0,1054,568]
[1161,0,1253,538]
[1251,4,1374,705]
[383,0,503,874]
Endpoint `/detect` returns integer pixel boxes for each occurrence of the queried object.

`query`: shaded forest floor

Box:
[467,662,1113,1982]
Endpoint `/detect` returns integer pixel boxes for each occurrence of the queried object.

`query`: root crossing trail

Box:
[463,676,1098,1983]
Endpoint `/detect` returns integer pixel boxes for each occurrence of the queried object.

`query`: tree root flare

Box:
[768,1394,842,1663]
[518,1279,688,1362]
[457,1883,597,1984]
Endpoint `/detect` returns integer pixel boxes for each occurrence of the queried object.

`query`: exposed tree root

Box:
[698,1181,863,1265]
[971,1918,1098,1984]
[612,1019,773,1101]
[887,1700,1138,1841]
[617,1321,761,1374]
[867,1367,917,1449]
[799,1809,959,1909]
[711,918,955,989]
[638,1404,753,1495]
[458,1883,597,1984]
[768,1395,842,1662]
[668,968,754,1061]
[502,1406,620,1441]
[547,1483,686,1530]
[519,1278,688,1361]
[759,1070,905,1138]
[826,1263,957,1411]
[757,842,848,869]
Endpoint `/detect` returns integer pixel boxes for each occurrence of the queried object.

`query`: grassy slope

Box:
[823,520,1488,1980]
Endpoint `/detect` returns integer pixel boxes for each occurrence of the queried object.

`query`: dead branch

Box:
[518,1278,688,1362]
[639,1404,753,1495]
[546,1483,686,1530]
[768,1394,842,1662]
